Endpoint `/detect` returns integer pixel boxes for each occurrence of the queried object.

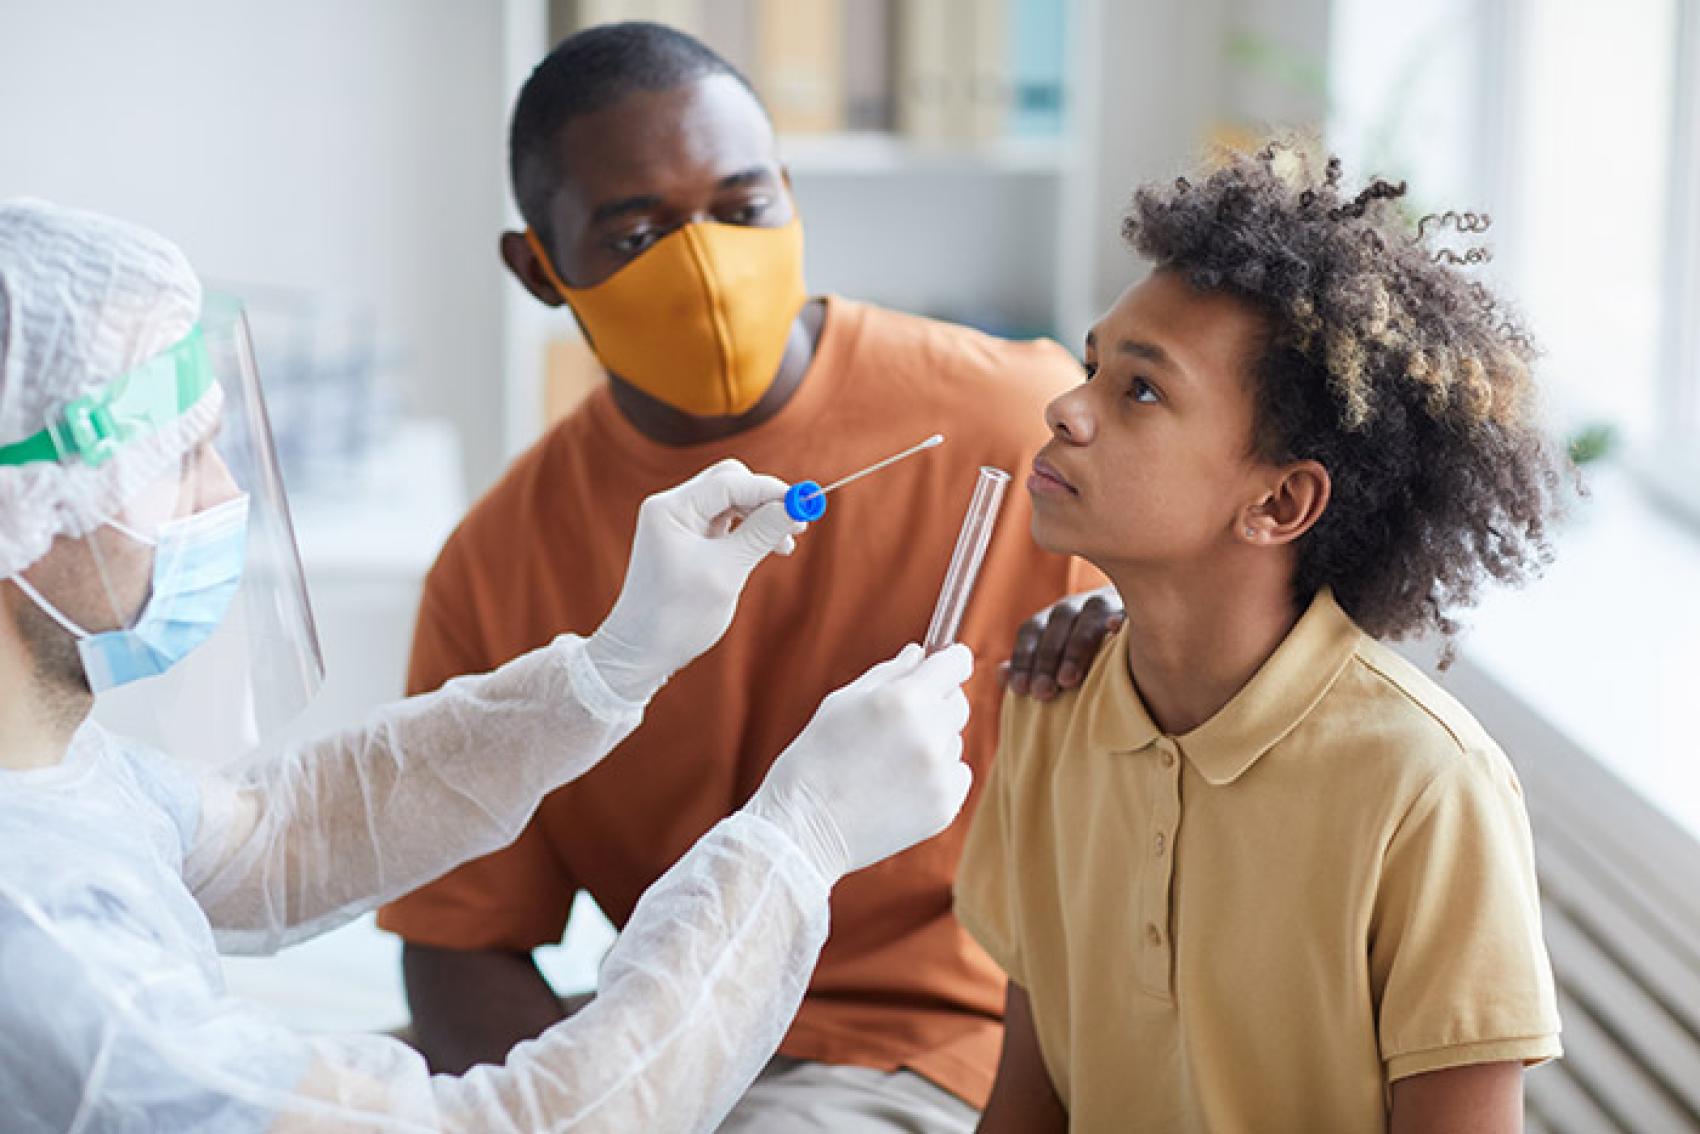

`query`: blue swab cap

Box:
[784,481,827,522]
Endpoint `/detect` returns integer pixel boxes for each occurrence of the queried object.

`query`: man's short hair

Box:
[509,21,761,242]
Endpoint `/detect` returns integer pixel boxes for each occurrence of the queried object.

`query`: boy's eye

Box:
[1082,360,1099,382]
[1129,377,1160,404]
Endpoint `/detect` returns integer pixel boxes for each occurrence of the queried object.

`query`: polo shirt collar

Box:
[1084,634,1162,756]
[1180,588,1361,784]
[1089,588,1363,786]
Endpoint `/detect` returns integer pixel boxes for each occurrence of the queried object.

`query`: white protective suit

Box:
[0,632,837,1132]
[0,200,976,1133]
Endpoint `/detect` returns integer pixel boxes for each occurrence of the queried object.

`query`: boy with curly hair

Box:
[955,143,1568,1132]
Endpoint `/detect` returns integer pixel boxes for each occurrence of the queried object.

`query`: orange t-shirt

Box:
[377,297,1099,1107]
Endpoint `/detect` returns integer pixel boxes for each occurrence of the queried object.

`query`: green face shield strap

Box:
[0,327,215,470]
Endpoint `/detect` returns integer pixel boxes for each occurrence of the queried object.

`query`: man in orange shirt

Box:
[376,21,1096,1131]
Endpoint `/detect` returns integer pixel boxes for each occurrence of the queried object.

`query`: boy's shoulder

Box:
[995,626,1130,776]
[1328,635,1517,793]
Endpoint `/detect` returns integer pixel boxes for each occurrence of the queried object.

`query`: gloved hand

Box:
[587,459,806,702]
[745,643,975,881]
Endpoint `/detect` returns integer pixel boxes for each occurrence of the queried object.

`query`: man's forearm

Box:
[401,943,567,1075]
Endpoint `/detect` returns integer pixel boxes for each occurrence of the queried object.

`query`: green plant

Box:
[1567,422,1619,465]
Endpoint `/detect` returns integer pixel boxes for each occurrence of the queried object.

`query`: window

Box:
[1330,0,1700,520]
[1503,0,1675,447]
[1653,2,1700,501]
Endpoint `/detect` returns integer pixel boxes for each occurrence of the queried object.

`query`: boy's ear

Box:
[499,230,567,308]
[1239,460,1331,547]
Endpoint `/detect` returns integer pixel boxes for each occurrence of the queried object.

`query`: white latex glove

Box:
[587,460,806,702]
[746,643,975,881]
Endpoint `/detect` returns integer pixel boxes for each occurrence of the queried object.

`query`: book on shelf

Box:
[842,0,893,131]
[552,0,1069,147]
[755,0,845,134]
[895,0,953,141]
[1010,0,1067,138]
[894,0,1050,146]
[966,0,1012,143]
[555,0,703,39]
[698,0,754,76]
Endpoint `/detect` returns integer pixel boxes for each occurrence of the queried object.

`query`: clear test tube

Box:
[924,466,1011,654]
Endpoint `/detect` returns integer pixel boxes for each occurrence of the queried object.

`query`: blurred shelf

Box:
[779,131,1071,176]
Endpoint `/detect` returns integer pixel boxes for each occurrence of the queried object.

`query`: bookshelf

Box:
[777,131,1070,175]
[500,0,1105,457]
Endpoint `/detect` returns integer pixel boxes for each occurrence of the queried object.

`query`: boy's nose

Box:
[1045,387,1094,444]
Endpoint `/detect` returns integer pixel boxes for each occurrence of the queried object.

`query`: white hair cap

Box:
[0,199,221,578]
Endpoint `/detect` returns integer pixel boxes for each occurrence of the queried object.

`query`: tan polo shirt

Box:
[955,588,1561,1131]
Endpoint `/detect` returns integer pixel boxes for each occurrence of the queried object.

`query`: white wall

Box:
[0,0,511,493]
[1082,0,1331,323]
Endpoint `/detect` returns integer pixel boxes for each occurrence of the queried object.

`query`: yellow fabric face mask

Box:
[526,216,807,418]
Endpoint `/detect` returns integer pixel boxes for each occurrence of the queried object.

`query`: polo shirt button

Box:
[1159,747,1176,769]
[1154,832,1166,857]
[1146,922,1163,946]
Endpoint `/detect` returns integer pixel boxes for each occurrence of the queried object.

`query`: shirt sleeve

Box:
[1370,749,1563,1081]
[953,694,1028,986]
[374,547,583,952]
[190,633,638,955]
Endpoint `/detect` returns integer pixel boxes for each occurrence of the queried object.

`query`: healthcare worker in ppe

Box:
[0,200,976,1133]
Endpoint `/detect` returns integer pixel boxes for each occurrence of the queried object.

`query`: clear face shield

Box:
[2,295,323,768]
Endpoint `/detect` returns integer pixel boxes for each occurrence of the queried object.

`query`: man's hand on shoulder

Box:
[1002,586,1124,701]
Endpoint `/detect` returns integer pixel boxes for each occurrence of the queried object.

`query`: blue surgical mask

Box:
[12,494,250,692]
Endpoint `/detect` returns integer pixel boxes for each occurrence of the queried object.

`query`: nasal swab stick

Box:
[783,434,945,521]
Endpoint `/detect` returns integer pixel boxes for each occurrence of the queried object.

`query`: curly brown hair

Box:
[1123,140,1570,643]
